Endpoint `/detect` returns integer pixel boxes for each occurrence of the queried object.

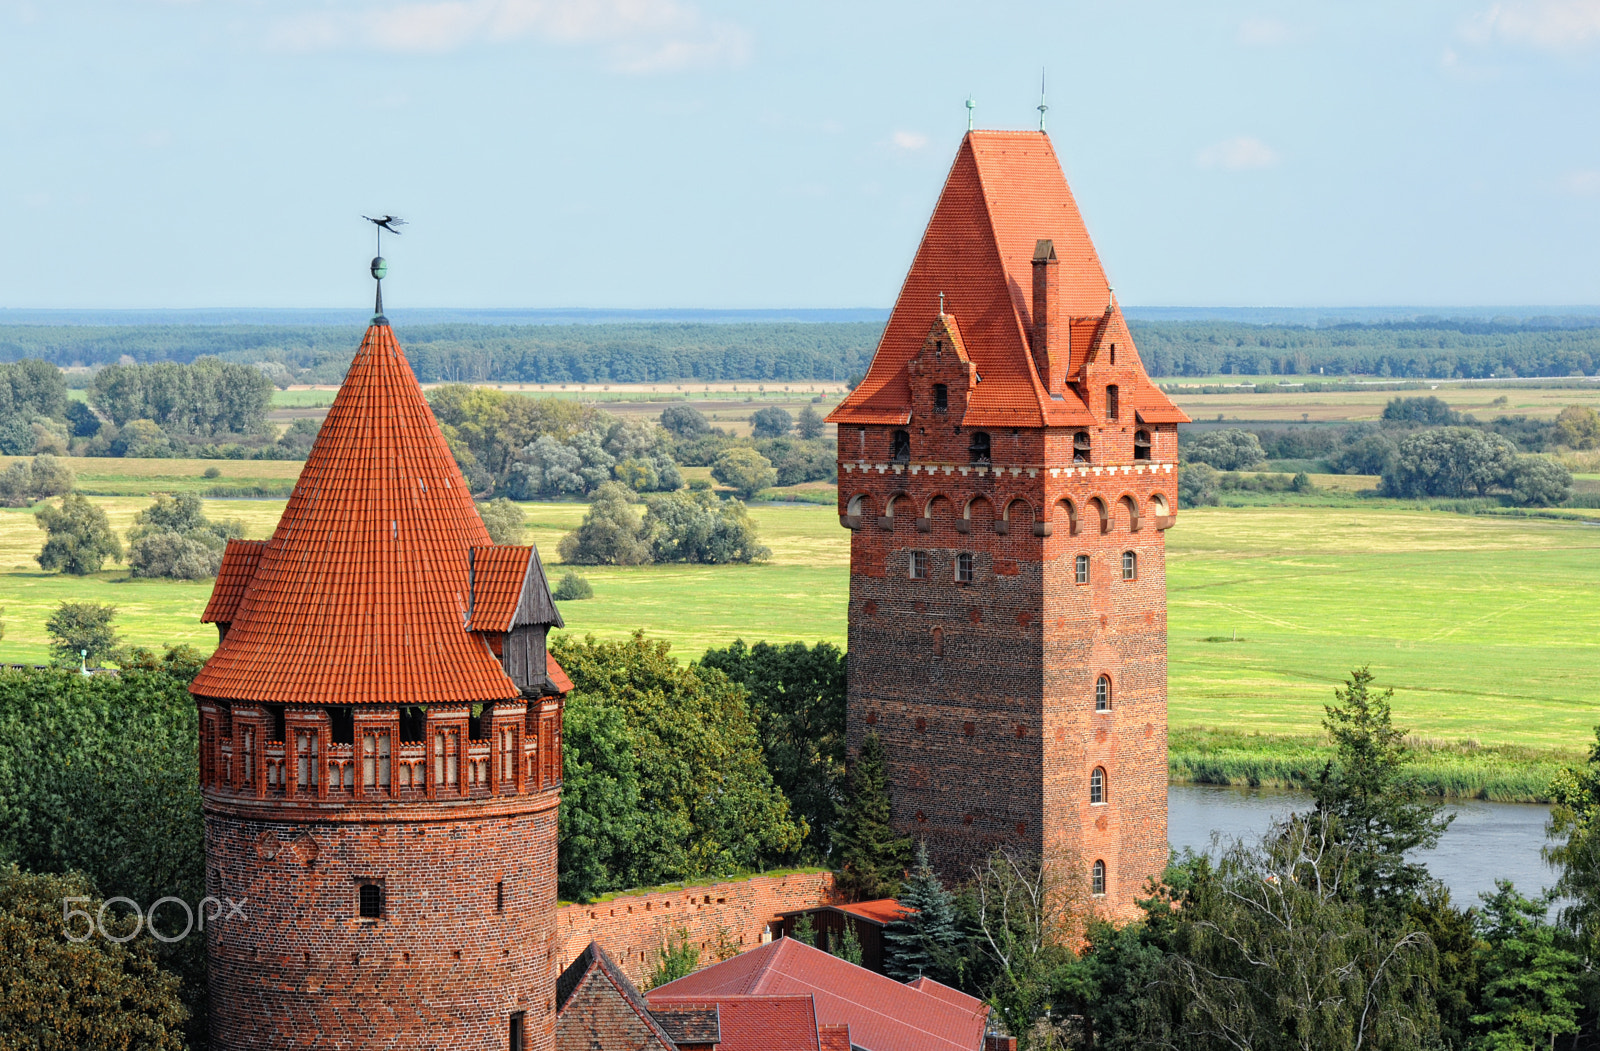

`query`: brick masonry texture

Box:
[558,873,841,987]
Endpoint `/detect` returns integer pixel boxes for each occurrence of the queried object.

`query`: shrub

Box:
[202,465,221,478]
[1554,405,1600,450]
[1382,427,1517,498]
[1178,463,1220,508]
[1184,429,1268,471]
[796,404,825,440]
[477,497,526,545]
[711,447,777,500]
[1505,456,1572,507]
[553,571,594,600]
[558,482,652,565]
[1382,395,1464,427]
[35,492,123,574]
[749,406,793,438]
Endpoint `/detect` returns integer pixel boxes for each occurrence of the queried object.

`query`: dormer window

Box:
[1106,385,1120,420]
[933,384,948,412]
[1134,430,1151,460]
[968,431,990,464]
[891,429,911,461]
[1073,431,1091,463]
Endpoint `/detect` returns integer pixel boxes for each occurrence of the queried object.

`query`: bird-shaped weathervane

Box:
[361,215,406,322]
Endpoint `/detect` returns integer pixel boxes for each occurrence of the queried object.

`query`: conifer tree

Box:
[833,921,864,966]
[883,840,963,984]
[832,733,912,900]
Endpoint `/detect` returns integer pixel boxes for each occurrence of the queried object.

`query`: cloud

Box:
[1196,136,1279,171]
[268,0,750,72]
[890,130,928,151]
[1464,0,1600,50]
[1562,169,1600,195]
[1237,17,1293,46]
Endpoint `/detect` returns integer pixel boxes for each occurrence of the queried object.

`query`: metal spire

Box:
[362,215,405,322]
[1037,69,1048,131]
[939,291,946,315]
[965,95,975,131]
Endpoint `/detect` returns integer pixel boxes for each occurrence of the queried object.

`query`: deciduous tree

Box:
[35,492,122,574]
[711,447,777,499]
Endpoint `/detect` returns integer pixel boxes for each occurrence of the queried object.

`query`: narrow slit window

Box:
[933,384,948,411]
[1075,554,1090,585]
[510,1012,525,1051]
[932,627,944,658]
[1122,550,1137,580]
[496,881,505,912]
[1106,385,1120,420]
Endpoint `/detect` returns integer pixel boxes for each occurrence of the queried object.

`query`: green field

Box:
[2,481,1597,792]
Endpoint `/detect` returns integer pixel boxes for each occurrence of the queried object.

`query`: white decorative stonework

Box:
[1027,469,1038,478]
[892,464,904,474]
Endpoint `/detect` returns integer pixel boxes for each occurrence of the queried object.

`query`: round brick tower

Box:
[190,300,569,1049]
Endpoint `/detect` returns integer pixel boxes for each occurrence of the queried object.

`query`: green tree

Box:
[1554,405,1600,449]
[1184,429,1267,470]
[968,847,1081,1040]
[1313,666,1451,909]
[1158,815,1438,1051]
[551,632,806,887]
[1504,456,1572,507]
[750,406,793,438]
[882,841,963,984]
[699,639,845,859]
[791,912,817,947]
[834,920,864,966]
[1383,427,1517,498]
[559,693,642,901]
[796,405,826,440]
[711,447,777,500]
[126,492,241,580]
[35,492,123,574]
[0,866,188,1051]
[476,497,526,545]
[644,490,770,564]
[1177,462,1220,508]
[1543,726,1600,948]
[1409,885,1483,1049]
[832,733,912,900]
[660,404,710,439]
[557,482,652,565]
[1382,395,1464,427]
[45,601,120,667]
[648,929,701,990]
[1469,882,1581,1051]
[1329,432,1399,476]
[552,571,593,601]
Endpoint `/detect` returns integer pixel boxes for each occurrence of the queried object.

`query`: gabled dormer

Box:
[467,545,564,697]
[906,313,977,428]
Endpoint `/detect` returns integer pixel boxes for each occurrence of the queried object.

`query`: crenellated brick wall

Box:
[557,872,839,986]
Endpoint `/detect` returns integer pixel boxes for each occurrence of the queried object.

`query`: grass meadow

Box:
[2,467,1596,797]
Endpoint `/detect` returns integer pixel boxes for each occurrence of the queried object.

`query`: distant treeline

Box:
[2,316,1598,382]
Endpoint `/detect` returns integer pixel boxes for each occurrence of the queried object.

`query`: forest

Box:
[3,316,1598,383]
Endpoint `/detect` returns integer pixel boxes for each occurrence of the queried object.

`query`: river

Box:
[1169,784,1556,906]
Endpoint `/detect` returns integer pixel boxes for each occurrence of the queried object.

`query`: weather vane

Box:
[362,215,405,321]
[1037,69,1048,132]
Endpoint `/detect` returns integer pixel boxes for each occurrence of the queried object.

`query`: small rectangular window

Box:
[358,882,383,919]
[510,1012,525,1051]
[933,383,948,411]
[1106,385,1120,420]
[955,552,974,583]
[1122,550,1137,581]
[496,881,505,912]
[909,551,926,579]
[1075,554,1090,585]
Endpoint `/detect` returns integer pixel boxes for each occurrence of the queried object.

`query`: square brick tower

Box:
[827,131,1189,915]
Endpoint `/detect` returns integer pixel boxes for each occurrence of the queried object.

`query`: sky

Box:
[1,0,1598,310]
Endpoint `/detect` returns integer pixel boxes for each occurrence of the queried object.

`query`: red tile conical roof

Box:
[190,322,520,707]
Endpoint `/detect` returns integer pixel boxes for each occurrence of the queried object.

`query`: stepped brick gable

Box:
[193,318,567,1051]
[828,130,1188,916]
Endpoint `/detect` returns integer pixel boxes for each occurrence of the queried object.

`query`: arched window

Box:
[1134,429,1151,460]
[1075,554,1090,585]
[1095,675,1111,712]
[933,384,949,411]
[968,431,991,463]
[892,429,911,461]
[1106,385,1120,420]
[1091,860,1106,896]
[358,882,383,919]
[1122,551,1137,581]
[1073,431,1091,463]
[1090,767,1106,805]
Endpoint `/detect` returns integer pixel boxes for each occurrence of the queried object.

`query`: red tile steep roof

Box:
[649,938,988,1051]
[829,130,1184,430]
[654,996,821,1051]
[201,540,266,625]
[190,322,519,706]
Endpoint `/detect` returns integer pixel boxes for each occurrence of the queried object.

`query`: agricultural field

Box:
[1163,377,1600,426]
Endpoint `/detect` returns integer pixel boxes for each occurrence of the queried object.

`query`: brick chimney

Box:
[1030,239,1061,389]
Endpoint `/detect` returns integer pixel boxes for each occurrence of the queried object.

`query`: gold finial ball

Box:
[371,256,387,281]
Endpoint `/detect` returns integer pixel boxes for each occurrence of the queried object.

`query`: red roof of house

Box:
[829,130,1183,430]
[548,657,573,694]
[648,938,988,1051]
[189,322,521,707]
[837,899,911,926]
[651,996,821,1051]
[820,1023,852,1051]
[201,540,266,625]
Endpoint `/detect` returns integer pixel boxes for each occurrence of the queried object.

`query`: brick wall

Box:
[557,872,839,986]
